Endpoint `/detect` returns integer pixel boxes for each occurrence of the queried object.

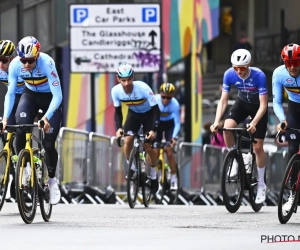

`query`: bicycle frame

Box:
[1,131,14,186]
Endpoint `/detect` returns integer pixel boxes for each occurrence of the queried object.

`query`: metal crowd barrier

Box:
[55,127,288,205]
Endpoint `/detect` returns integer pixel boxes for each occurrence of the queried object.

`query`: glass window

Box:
[0,7,18,44]
[23,7,36,37]
[37,1,52,49]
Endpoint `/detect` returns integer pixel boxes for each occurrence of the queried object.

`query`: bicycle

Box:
[277,124,300,224]
[117,132,151,209]
[14,120,53,224]
[154,141,180,205]
[216,127,265,213]
[0,124,19,210]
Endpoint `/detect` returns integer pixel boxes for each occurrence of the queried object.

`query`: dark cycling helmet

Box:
[117,63,134,78]
[160,83,175,94]
[281,43,300,61]
[17,36,40,58]
[0,40,15,58]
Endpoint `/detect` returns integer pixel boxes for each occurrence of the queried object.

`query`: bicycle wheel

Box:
[33,148,52,222]
[0,150,10,211]
[278,153,300,224]
[155,160,166,204]
[249,156,265,212]
[169,164,180,204]
[142,161,151,207]
[127,149,139,209]
[15,149,38,224]
[221,149,244,213]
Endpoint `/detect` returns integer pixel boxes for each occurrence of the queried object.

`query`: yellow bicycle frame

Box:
[1,131,14,185]
[19,132,34,187]
[157,146,165,183]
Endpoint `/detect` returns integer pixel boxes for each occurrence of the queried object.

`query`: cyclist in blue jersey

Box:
[2,36,63,205]
[0,40,25,125]
[273,43,300,213]
[153,83,180,190]
[210,49,268,204]
[111,63,160,194]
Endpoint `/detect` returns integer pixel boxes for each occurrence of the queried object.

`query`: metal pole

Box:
[91,73,96,132]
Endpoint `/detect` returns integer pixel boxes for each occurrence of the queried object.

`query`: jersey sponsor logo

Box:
[235,82,241,85]
[21,68,27,72]
[149,92,153,96]
[151,97,156,102]
[47,61,53,68]
[52,81,59,86]
[1,71,6,76]
[37,68,41,73]
[286,78,293,83]
[20,112,26,117]
[290,134,296,139]
[51,71,57,78]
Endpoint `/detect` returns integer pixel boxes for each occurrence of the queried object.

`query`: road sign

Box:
[70,4,161,73]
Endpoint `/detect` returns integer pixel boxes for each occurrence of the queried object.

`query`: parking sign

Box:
[142,8,157,22]
[73,8,88,23]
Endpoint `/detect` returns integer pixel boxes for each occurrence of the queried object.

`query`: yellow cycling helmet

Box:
[0,40,15,58]
[160,83,175,94]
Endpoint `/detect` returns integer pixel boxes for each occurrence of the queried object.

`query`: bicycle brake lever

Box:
[212,132,220,144]
[116,136,122,147]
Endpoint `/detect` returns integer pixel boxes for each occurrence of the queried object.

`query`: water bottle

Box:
[33,156,42,179]
[139,152,146,172]
[164,163,171,181]
[245,152,252,174]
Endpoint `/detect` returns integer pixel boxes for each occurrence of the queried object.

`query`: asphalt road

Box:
[1,203,300,250]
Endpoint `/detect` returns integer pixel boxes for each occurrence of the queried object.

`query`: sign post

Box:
[69,3,161,131]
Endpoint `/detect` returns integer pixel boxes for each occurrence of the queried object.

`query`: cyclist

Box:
[153,83,180,190]
[0,40,25,125]
[210,49,268,204]
[273,43,300,213]
[2,36,63,205]
[111,63,160,194]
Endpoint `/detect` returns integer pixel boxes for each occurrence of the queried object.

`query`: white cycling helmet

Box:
[231,49,251,66]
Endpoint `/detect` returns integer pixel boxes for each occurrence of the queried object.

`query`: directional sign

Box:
[70,4,161,73]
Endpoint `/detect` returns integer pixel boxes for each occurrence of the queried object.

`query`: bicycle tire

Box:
[15,149,38,224]
[33,148,52,222]
[127,149,139,209]
[142,163,151,207]
[169,164,180,204]
[278,153,300,224]
[155,160,165,204]
[221,149,244,213]
[0,150,10,211]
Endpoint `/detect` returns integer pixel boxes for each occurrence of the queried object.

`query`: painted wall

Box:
[63,0,220,139]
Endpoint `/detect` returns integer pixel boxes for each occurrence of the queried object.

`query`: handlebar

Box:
[275,122,300,143]
[212,127,257,144]
[116,131,150,147]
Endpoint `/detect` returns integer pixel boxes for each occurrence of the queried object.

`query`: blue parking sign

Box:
[73,8,88,23]
[142,8,157,23]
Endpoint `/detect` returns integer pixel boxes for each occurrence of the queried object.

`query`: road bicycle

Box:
[277,124,300,224]
[0,124,19,210]
[216,127,265,213]
[154,141,180,205]
[14,120,52,224]
[117,132,151,209]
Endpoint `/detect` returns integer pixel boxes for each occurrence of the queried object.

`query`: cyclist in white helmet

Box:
[210,49,268,204]
[111,63,160,194]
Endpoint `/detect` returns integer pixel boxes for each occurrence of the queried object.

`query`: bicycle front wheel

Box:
[127,149,139,209]
[0,150,10,211]
[15,149,38,224]
[278,153,300,224]
[154,160,165,204]
[169,164,180,205]
[33,148,52,222]
[221,149,244,213]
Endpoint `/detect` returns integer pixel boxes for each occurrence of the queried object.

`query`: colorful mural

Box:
[63,0,220,140]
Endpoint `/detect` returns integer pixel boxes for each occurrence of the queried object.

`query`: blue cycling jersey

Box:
[4,52,63,120]
[111,80,157,113]
[155,94,180,138]
[223,67,268,104]
[0,69,25,94]
[272,65,300,122]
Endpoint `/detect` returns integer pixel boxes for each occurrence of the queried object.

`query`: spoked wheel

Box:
[15,149,38,224]
[169,164,180,204]
[142,166,151,207]
[221,149,244,213]
[0,150,9,211]
[248,158,265,212]
[127,150,139,209]
[155,160,166,204]
[278,154,300,224]
[33,148,52,222]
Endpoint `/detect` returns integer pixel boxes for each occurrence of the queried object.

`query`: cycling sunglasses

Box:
[161,96,172,100]
[0,58,9,64]
[284,60,300,67]
[233,65,248,72]
[20,58,36,65]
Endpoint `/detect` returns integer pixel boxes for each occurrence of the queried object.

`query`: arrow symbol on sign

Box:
[149,30,157,46]
[75,57,91,65]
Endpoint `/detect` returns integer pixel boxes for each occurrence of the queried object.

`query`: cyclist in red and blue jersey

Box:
[0,40,25,125]
[273,43,300,213]
[153,83,180,190]
[210,49,268,204]
[111,63,160,194]
[2,36,63,205]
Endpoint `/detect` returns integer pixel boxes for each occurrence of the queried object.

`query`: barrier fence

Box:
[56,127,287,205]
